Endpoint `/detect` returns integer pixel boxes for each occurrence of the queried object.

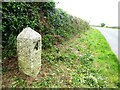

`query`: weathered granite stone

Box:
[17,27,41,77]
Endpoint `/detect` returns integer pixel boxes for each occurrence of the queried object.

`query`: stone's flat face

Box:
[17,27,41,77]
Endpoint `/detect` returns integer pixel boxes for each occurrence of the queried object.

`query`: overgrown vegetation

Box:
[2,28,119,88]
[2,1,119,88]
[2,2,90,58]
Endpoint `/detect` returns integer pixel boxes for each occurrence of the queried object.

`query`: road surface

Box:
[93,27,119,60]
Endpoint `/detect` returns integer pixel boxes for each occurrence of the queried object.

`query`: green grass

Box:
[79,28,119,87]
[7,28,119,88]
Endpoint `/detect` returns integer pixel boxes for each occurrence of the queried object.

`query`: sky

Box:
[54,0,119,26]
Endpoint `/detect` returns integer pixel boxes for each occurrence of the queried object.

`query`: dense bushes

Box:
[2,2,90,58]
[2,2,40,57]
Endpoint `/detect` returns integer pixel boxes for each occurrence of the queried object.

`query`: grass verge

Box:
[2,28,119,88]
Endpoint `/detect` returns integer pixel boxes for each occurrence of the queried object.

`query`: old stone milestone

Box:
[17,27,41,77]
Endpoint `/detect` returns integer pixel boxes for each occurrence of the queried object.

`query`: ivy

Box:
[2,1,90,58]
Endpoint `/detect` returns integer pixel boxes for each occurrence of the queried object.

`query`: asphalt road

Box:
[93,27,119,60]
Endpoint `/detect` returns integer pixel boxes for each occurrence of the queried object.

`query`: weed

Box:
[12,76,26,88]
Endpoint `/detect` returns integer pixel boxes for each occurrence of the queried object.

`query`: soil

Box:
[2,56,53,88]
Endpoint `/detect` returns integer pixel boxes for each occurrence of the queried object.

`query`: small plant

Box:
[12,76,26,88]
[79,51,94,66]
[70,53,77,60]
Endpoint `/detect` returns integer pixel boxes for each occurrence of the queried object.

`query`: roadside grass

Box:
[2,28,119,88]
[79,28,119,87]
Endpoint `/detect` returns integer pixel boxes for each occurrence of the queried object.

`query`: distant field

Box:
[91,25,120,29]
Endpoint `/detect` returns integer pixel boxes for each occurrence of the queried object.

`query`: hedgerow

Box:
[2,1,90,58]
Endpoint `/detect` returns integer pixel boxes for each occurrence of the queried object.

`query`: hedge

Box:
[2,2,90,58]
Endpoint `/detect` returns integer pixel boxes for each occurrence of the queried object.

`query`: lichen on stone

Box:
[17,27,41,77]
